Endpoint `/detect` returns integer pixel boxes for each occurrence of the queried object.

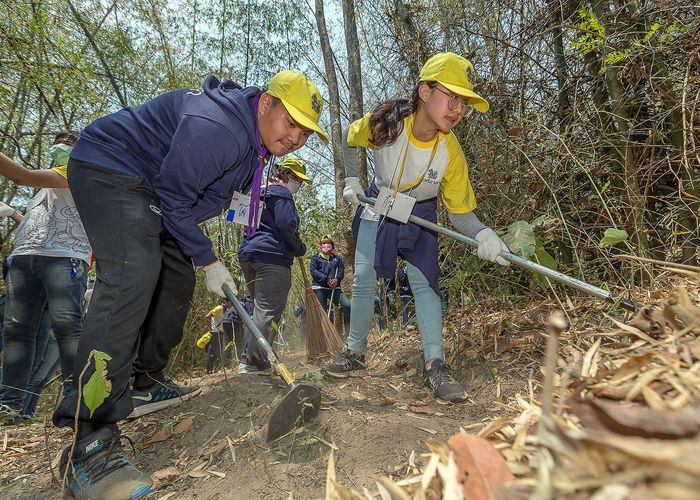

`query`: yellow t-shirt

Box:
[347,113,476,214]
[51,165,68,179]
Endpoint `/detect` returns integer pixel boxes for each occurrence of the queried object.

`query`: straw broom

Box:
[297,257,344,360]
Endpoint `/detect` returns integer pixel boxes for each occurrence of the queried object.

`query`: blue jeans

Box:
[0,255,87,411]
[22,310,60,416]
[347,218,445,362]
[313,288,351,331]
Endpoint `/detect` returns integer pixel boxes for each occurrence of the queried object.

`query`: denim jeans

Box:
[22,309,60,416]
[346,218,445,362]
[313,288,351,331]
[0,255,87,411]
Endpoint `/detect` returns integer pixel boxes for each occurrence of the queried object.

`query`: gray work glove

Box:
[0,201,14,217]
[342,177,363,206]
[475,228,510,266]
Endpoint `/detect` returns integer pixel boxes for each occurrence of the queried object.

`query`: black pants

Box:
[53,161,195,435]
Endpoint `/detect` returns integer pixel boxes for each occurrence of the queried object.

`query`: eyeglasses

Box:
[433,86,472,115]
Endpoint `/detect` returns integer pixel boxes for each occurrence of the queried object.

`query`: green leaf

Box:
[503,221,536,258]
[83,351,112,417]
[599,228,629,248]
[530,239,558,288]
[600,180,610,194]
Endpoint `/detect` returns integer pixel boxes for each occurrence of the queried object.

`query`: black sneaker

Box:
[320,350,366,379]
[0,404,23,426]
[423,360,467,404]
[59,427,152,499]
[127,378,202,419]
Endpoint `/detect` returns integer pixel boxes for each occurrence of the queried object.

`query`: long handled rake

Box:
[357,194,639,312]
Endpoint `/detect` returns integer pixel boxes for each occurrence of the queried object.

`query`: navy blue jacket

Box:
[309,253,345,288]
[238,184,306,267]
[71,76,264,265]
[353,182,440,295]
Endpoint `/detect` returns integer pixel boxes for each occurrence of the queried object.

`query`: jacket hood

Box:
[202,75,260,148]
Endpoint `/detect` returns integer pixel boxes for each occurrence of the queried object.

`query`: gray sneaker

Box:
[320,350,366,379]
[59,427,152,499]
[423,360,467,404]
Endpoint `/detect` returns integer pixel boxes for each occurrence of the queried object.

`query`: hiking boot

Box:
[59,427,152,499]
[127,378,202,419]
[0,404,23,426]
[320,350,366,379]
[423,360,467,404]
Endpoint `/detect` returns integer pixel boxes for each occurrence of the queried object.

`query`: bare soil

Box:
[0,324,533,499]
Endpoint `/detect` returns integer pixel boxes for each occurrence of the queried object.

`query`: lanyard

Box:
[391,129,440,197]
[246,95,268,238]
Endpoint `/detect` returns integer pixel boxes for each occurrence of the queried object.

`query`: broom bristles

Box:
[304,287,344,360]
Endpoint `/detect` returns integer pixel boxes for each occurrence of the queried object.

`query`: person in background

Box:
[324,53,511,404]
[237,157,310,373]
[397,261,414,327]
[293,303,307,347]
[309,234,351,335]
[0,131,90,425]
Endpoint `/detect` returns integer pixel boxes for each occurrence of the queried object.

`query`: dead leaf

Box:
[174,417,193,435]
[448,433,515,500]
[571,398,700,439]
[409,405,435,415]
[151,466,180,482]
[630,306,668,337]
[144,428,172,445]
[350,391,366,401]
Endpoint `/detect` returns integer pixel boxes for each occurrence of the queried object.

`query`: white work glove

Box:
[475,228,510,266]
[343,177,364,206]
[0,201,14,217]
[203,260,237,298]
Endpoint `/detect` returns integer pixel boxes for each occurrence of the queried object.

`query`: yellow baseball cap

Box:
[279,157,312,185]
[418,53,489,113]
[267,71,329,144]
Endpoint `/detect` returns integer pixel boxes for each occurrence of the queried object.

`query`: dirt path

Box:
[0,328,531,499]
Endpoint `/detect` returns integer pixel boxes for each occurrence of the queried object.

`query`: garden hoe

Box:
[357,194,640,312]
[222,284,322,442]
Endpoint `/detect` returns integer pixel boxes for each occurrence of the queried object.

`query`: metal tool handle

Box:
[222,284,297,387]
[357,194,639,312]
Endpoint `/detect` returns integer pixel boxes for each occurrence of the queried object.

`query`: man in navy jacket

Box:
[237,157,309,372]
[54,72,327,499]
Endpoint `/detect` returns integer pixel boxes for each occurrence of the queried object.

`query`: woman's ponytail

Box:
[368,83,432,146]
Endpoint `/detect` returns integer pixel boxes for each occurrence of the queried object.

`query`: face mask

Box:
[287,178,301,195]
[320,244,332,253]
[49,144,73,166]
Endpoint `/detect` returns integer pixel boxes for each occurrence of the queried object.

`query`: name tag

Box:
[373,187,416,223]
[226,192,261,227]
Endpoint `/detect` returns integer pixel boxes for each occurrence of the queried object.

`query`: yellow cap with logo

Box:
[418,53,489,113]
[279,157,312,185]
[267,71,329,144]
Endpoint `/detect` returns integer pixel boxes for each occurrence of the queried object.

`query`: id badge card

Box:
[226,192,262,227]
[373,187,416,223]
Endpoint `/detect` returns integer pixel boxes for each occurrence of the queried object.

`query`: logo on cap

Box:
[311,94,321,115]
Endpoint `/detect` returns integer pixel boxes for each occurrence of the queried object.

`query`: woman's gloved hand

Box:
[475,228,510,266]
[342,177,364,206]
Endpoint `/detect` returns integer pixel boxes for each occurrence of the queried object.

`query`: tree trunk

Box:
[342,0,367,185]
[591,0,649,258]
[314,0,344,208]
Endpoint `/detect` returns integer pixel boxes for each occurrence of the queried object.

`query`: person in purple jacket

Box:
[52,72,327,499]
[237,157,310,373]
[309,235,351,334]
